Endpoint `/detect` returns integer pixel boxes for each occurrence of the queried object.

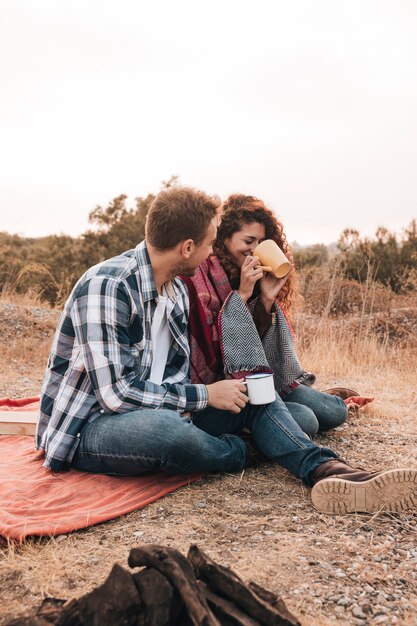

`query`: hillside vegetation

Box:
[1,179,416,308]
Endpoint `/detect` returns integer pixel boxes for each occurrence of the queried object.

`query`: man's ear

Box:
[180,239,195,259]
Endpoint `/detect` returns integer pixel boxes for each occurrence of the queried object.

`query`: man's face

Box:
[173,217,218,277]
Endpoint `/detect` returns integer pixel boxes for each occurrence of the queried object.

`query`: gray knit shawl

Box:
[219,291,315,393]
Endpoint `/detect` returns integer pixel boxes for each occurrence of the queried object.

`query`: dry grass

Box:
[0,295,417,625]
[297,305,417,428]
[0,296,59,398]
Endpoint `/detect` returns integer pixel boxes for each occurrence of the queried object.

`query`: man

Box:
[37,187,417,515]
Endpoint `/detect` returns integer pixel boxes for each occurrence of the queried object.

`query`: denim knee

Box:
[319,396,348,431]
[284,402,319,436]
[283,385,348,432]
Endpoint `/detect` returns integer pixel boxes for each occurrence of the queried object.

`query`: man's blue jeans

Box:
[282,384,348,436]
[72,394,339,486]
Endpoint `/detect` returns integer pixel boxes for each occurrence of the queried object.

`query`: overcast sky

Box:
[1,0,416,245]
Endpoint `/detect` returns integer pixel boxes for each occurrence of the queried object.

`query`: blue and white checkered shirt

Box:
[36,241,208,470]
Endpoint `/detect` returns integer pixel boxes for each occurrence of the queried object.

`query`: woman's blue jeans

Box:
[72,394,339,486]
[282,384,348,436]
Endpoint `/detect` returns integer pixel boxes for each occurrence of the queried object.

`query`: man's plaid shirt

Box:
[36,241,208,471]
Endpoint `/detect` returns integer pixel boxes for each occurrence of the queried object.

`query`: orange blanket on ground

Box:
[0,397,202,542]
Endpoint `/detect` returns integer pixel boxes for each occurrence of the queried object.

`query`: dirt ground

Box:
[0,299,416,625]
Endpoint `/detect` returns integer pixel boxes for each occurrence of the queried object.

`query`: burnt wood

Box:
[248,582,300,626]
[187,545,300,626]
[6,615,51,626]
[128,544,220,626]
[132,567,182,626]
[36,598,67,624]
[198,581,261,626]
[56,563,142,626]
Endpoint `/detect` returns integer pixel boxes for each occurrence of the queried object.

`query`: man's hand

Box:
[206,379,249,413]
[237,256,264,302]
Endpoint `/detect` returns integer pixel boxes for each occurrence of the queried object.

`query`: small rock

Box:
[337,597,351,606]
[334,605,346,615]
[360,602,372,614]
[133,530,144,539]
[395,548,408,556]
[88,556,99,565]
[352,605,366,619]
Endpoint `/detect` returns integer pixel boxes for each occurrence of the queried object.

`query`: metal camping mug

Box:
[245,373,275,405]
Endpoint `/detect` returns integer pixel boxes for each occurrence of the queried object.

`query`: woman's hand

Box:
[259,271,291,312]
[237,256,264,302]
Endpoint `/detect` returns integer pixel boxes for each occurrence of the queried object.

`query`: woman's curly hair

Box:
[213,194,299,314]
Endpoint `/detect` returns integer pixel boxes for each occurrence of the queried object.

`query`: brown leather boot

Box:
[311,460,417,514]
[323,387,360,400]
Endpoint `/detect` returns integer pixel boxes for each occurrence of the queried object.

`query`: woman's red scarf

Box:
[181,256,231,384]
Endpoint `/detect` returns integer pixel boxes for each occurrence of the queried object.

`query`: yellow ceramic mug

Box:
[253,239,291,279]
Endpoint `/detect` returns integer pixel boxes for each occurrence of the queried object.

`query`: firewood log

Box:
[187,545,300,626]
[128,545,220,626]
[36,598,66,624]
[198,581,261,626]
[132,567,183,626]
[6,615,51,626]
[248,581,299,626]
[55,563,142,626]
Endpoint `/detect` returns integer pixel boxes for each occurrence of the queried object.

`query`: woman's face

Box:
[224,221,266,268]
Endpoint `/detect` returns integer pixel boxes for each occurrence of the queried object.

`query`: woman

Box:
[182,194,348,435]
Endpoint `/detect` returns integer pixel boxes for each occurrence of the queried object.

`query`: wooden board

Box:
[0,410,37,436]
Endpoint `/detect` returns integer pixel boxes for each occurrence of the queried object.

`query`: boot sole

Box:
[311,469,417,514]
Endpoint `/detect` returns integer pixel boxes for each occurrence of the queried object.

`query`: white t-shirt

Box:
[149,288,174,385]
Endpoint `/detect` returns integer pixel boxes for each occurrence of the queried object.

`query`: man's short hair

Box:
[146,187,220,251]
